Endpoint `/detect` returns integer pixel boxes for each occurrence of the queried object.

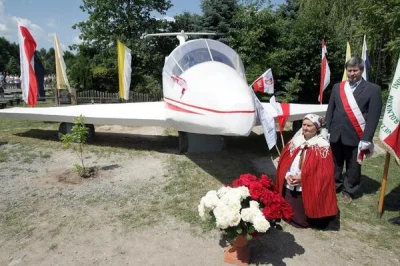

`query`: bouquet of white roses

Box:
[198,174,293,243]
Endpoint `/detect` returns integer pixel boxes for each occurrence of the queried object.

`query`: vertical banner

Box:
[18,22,37,106]
[54,34,71,91]
[342,42,352,81]
[117,40,132,101]
[361,35,370,81]
[379,57,400,164]
[34,51,45,100]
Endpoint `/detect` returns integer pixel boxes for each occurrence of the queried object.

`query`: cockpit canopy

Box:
[163,39,246,80]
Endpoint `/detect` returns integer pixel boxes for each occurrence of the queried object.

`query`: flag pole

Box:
[275,145,281,156]
[280,132,285,148]
[377,152,391,218]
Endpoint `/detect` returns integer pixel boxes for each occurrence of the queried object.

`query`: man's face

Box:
[346,66,362,83]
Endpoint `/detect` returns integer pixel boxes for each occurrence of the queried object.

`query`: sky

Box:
[0,0,285,51]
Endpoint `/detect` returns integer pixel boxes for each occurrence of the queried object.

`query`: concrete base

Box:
[58,122,95,142]
[178,131,225,153]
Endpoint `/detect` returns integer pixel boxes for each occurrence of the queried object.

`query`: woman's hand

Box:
[286,174,301,186]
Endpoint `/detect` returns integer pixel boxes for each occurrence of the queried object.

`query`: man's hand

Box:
[359,141,372,151]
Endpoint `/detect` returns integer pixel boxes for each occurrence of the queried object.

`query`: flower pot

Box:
[224,234,250,265]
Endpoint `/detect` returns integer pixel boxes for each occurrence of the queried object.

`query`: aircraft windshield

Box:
[163,39,246,80]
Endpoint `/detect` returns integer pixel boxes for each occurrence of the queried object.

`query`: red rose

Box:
[232,173,257,188]
[249,182,266,201]
[259,174,274,189]
[260,189,275,205]
[262,204,282,220]
[281,203,294,221]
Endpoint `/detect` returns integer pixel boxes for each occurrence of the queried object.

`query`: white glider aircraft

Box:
[0,31,327,151]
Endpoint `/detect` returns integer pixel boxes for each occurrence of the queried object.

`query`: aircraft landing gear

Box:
[178,131,225,153]
[58,122,95,142]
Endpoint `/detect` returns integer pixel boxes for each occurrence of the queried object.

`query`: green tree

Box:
[61,115,89,177]
[73,0,174,93]
[228,4,285,83]
[0,37,19,74]
[201,0,239,42]
[172,12,204,33]
[5,57,19,74]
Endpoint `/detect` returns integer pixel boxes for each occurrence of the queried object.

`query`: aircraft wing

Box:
[260,103,328,122]
[0,102,168,127]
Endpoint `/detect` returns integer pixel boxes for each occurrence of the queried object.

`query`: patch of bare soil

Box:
[0,125,398,266]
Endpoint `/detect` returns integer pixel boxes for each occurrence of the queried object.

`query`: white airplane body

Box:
[0,32,328,137]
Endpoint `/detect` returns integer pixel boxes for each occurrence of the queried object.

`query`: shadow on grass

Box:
[15,129,282,182]
[249,229,305,266]
[355,174,382,199]
[16,129,179,154]
[383,184,400,212]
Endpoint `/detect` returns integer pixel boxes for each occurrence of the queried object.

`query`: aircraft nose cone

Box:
[163,62,256,136]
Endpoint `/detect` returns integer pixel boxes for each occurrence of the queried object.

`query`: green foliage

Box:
[1,0,399,101]
[201,0,239,42]
[228,4,284,83]
[0,37,19,74]
[61,115,89,177]
[276,74,303,102]
[5,57,19,74]
[91,66,118,92]
[135,75,162,99]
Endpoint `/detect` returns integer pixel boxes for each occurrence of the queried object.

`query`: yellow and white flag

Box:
[117,40,132,101]
[342,41,352,81]
[54,33,70,91]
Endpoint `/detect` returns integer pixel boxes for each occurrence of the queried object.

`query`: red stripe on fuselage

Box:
[165,102,202,114]
[164,97,255,114]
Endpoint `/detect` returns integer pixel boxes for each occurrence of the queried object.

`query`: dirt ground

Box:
[0,125,399,266]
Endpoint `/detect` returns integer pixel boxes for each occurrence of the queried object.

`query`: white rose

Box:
[213,203,231,229]
[238,186,250,200]
[217,186,231,197]
[241,208,253,223]
[253,215,270,233]
[203,190,219,209]
[249,201,260,209]
[228,210,241,227]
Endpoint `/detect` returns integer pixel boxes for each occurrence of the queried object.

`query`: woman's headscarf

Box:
[303,114,323,130]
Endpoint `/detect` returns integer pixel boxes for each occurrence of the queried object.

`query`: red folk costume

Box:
[276,130,338,219]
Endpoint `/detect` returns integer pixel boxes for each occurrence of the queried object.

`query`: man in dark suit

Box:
[325,57,382,203]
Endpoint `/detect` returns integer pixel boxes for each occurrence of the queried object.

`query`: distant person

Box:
[0,72,4,83]
[276,114,338,229]
[326,57,382,203]
[0,82,4,98]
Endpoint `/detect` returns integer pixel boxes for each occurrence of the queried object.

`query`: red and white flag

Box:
[251,69,274,94]
[18,22,38,106]
[270,96,290,134]
[379,57,400,164]
[319,40,331,103]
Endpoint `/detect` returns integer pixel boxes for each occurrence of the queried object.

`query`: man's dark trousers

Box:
[330,138,361,196]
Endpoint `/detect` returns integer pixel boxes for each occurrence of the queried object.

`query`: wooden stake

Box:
[377,152,391,218]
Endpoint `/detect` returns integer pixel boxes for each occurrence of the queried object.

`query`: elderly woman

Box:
[276,114,338,228]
